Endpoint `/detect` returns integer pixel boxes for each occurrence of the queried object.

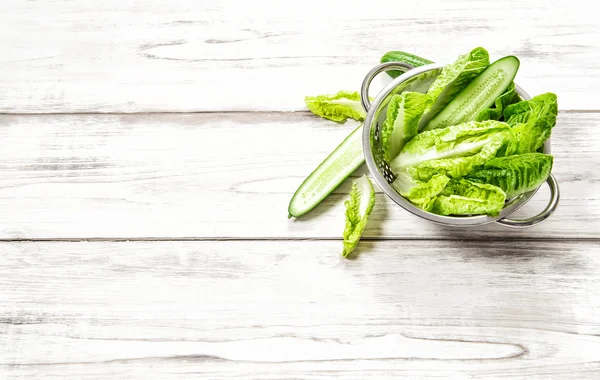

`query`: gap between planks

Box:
[1,237,600,243]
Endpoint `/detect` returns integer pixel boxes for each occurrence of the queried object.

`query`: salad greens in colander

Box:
[289,47,558,258]
[381,92,432,162]
[389,120,517,179]
[505,93,558,154]
[467,153,553,198]
[431,179,508,216]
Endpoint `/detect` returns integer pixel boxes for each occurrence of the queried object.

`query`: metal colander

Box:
[360,62,560,228]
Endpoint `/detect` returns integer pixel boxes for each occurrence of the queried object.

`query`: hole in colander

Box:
[382,161,396,183]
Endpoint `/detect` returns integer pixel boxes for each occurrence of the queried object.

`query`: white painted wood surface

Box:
[0,0,598,112]
[2,241,600,379]
[1,1,599,378]
[0,112,597,239]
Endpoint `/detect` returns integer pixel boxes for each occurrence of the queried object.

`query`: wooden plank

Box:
[0,0,598,113]
[0,112,597,240]
[1,240,600,379]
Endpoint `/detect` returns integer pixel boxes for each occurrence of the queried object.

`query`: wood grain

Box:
[1,2,598,379]
[0,0,598,113]
[0,112,597,240]
[1,240,600,379]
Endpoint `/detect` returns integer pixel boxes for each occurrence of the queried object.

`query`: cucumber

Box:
[289,51,433,217]
[288,124,364,218]
[380,51,434,79]
[423,56,520,131]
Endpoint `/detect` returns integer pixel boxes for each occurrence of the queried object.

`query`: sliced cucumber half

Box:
[423,56,520,131]
[288,124,364,218]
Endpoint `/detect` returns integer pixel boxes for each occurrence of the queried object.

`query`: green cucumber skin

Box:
[380,51,434,79]
[288,124,365,218]
[424,56,520,131]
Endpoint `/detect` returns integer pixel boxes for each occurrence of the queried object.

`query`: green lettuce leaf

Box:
[432,179,507,216]
[418,47,490,129]
[407,133,513,181]
[390,120,516,179]
[305,90,365,122]
[503,93,558,154]
[381,92,432,162]
[475,82,518,121]
[467,153,553,198]
[342,175,376,258]
[392,172,450,212]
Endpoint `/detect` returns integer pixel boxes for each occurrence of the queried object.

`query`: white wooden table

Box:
[1,1,599,378]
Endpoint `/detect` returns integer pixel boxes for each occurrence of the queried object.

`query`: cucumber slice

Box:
[288,124,364,218]
[423,56,520,131]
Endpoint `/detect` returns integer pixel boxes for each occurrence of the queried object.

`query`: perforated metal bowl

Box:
[360,62,559,228]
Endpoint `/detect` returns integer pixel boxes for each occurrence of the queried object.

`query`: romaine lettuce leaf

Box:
[432,179,506,216]
[407,133,514,181]
[390,120,516,179]
[467,153,553,198]
[342,175,376,258]
[305,90,366,122]
[475,82,518,121]
[381,92,432,162]
[392,172,450,212]
[504,92,558,153]
[418,47,490,129]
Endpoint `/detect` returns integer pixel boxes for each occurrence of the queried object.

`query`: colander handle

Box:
[495,174,560,228]
[360,62,416,112]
